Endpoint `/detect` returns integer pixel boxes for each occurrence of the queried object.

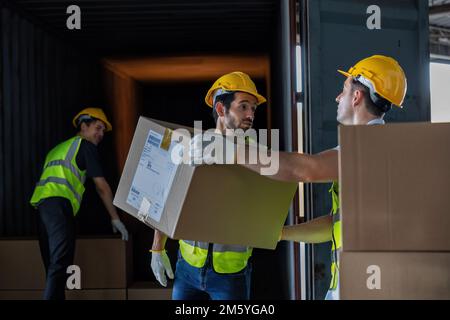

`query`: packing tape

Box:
[160,128,172,151]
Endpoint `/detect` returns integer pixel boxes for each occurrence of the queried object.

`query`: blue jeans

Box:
[172,251,252,300]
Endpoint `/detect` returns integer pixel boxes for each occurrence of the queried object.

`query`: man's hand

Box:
[111,219,129,241]
[151,250,174,287]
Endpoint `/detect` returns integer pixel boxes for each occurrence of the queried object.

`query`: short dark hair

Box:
[212,91,236,123]
[350,79,391,117]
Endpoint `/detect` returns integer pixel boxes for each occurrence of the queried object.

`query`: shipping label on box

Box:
[126,129,178,223]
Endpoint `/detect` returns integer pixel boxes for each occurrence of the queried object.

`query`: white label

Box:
[127,130,178,222]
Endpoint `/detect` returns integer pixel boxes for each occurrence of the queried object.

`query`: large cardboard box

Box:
[74,237,132,289]
[114,117,297,249]
[0,240,45,290]
[339,122,450,251]
[340,252,450,300]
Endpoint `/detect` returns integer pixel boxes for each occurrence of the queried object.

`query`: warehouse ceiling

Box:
[7,0,278,55]
[429,0,450,51]
[7,1,450,56]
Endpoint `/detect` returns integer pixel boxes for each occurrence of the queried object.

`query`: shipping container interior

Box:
[0,0,294,299]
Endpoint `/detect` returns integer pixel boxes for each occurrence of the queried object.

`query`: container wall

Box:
[0,4,104,236]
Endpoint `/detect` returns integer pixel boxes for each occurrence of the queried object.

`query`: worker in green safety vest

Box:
[30,108,129,300]
[150,72,266,300]
[195,56,407,300]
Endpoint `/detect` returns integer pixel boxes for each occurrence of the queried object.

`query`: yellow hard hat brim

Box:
[101,120,113,132]
[337,69,352,78]
[205,90,267,108]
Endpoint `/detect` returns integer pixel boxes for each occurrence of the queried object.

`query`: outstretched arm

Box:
[240,146,339,183]
[281,215,333,243]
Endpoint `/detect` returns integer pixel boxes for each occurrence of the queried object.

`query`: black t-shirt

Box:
[75,139,104,178]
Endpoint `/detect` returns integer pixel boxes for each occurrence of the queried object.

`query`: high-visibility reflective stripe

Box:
[46,160,85,184]
[36,177,82,203]
[180,240,252,273]
[182,240,208,250]
[331,248,342,255]
[66,137,81,161]
[332,213,341,224]
[182,241,249,253]
[213,244,249,253]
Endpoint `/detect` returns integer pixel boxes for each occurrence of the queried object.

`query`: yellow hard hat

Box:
[205,71,267,108]
[72,108,112,132]
[338,55,407,108]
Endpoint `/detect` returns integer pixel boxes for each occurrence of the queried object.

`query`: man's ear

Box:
[79,122,88,132]
[215,102,226,117]
[352,89,364,107]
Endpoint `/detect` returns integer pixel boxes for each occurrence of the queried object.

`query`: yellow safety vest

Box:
[179,240,252,274]
[178,134,256,273]
[30,136,86,215]
[329,181,341,290]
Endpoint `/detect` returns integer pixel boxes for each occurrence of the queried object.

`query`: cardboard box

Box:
[340,252,450,300]
[0,237,131,290]
[127,282,172,300]
[0,289,126,300]
[0,290,44,300]
[114,117,297,249]
[66,289,126,300]
[339,122,450,251]
[0,240,46,290]
[74,237,132,289]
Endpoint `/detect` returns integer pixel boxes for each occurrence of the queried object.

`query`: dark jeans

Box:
[37,197,76,300]
[172,250,252,300]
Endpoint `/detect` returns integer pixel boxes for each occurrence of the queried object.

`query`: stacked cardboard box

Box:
[0,237,131,300]
[338,123,450,299]
[127,282,172,300]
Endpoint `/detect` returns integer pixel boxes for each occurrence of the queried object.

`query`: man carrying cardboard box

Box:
[193,56,407,300]
[150,71,266,300]
[30,108,129,300]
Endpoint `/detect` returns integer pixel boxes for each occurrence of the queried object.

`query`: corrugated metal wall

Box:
[0,3,103,236]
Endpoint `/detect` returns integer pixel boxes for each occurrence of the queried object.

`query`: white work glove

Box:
[189,132,235,166]
[151,250,174,287]
[111,219,129,241]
